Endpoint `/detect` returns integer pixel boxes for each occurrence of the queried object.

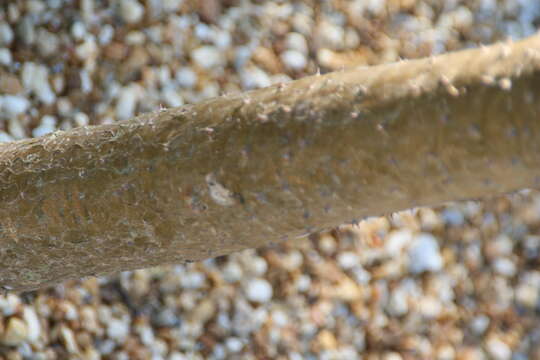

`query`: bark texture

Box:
[2,35,540,291]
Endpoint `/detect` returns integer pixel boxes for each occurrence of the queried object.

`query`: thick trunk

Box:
[2,35,540,291]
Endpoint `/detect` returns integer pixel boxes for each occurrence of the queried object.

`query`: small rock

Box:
[2,317,28,346]
[225,337,244,353]
[16,16,36,45]
[21,63,55,105]
[244,256,268,276]
[8,117,26,139]
[0,23,14,46]
[32,115,57,137]
[151,308,180,328]
[71,22,86,40]
[0,48,12,66]
[36,29,59,57]
[385,229,413,256]
[223,261,243,283]
[485,336,511,360]
[22,307,41,343]
[408,233,443,273]
[180,272,206,289]
[116,85,140,120]
[492,258,516,277]
[442,208,465,226]
[119,0,145,24]
[74,112,90,127]
[469,314,490,335]
[191,46,224,69]
[162,88,184,107]
[285,32,308,54]
[337,252,359,270]
[245,278,273,303]
[281,50,307,70]
[175,67,198,88]
[0,131,14,143]
[60,325,79,354]
[107,318,130,342]
[240,67,271,89]
[1,95,30,117]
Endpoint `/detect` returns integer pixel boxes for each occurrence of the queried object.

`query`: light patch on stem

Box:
[206,174,236,206]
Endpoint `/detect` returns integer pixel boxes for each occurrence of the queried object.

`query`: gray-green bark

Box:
[2,34,540,291]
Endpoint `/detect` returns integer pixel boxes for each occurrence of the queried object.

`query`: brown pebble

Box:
[0,72,23,94]
[198,0,221,24]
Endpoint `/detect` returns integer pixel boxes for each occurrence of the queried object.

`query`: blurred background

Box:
[1,0,540,359]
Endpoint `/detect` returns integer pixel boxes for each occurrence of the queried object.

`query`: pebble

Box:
[192,46,224,69]
[0,131,14,143]
[485,336,511,360]
[32,115,57,137]
[0,23,14,45]
[116,85,140,120]
[1,95,30,117]
[2,317,29,346]
[119,0,145,24]
[0,47,12,66]
[245,278,273,303]
[107,318,130,342]
[240,66,272,89]
[22,307,41,344]
[225,337,244,353]
[223,261,243,283]
[60,325,79,354]
[175,67,198,88]
[337,252,359,270]
[285,32,309,54]
[408,233,443,273]
[281,50,307,70]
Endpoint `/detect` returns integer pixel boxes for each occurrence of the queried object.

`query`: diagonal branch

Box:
[2,34,540,291]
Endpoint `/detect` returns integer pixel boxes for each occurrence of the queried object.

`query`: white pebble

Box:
[180,272,206,289]
[240,67,271,89]
[285,32,308,54]
[119,0,145,24]
[0,131,13,143]
[337,252,359,270]
[175,67,198,88]
[442,208,465,226]
[99,25,115,45]
[1,95,30,117]
[191,46,224,69]
[486,337,511,360]
[0,48,12,66]
[23,307,41,343]
[74,112,89,126]
[223,261,243,283]
[245,278,273,303]
[21,62,56,105]
[493,258,516,277]
[107,318,130,342]
[162,88,184,108]
[225,337,244,353]
[0,23,14,46]
[32,115,57,137]
[116,86,140,120]
[281,50,307,70]
[385,229,413,256]
[408,233,443,273]
[71,21,86,40]
[470,314,490,335]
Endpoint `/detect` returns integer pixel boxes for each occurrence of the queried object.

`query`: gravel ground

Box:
[1,0,540,359]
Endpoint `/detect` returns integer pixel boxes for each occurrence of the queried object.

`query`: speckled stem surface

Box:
[3,35,540,291]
